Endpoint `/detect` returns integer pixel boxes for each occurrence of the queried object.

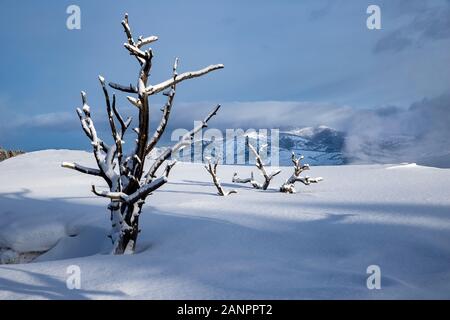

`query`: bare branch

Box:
[233,143,280,190]
[99,76,128,182]
[137,35,158,48]
[76,107,93,140]
[145,104,221,182]
[145,58,179,155]
[121,13,145,65]
[296,176,323,185]
[76,107,109,153]
[205,159,236,196]
[145,64,224,95]
[121,13,134,46]
[112,94,132,137]
[109,82,138,94]
[125,176,168,204]
[124,43,148,60]
[126,96,142,108]
[232,172,263,189]
[76,91,113,186]
[164,160,177,178]
[99,76,119,158]
[280,153,322,193]
[92,176,167,204]
[92,185,127,201]
[203,103,221,124]
[61,162,101,176]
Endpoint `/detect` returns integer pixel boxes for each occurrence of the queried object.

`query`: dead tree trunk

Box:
[205,158,237,196]
[279,152,323,193]
[232,143,281,190]
[62,14,223,254]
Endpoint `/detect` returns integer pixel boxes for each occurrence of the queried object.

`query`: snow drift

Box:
[0,150,450,299]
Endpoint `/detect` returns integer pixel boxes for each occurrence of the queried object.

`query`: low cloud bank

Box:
[169,94,450,167]
[2,93,449,167]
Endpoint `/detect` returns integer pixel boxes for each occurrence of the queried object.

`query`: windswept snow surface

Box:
[0,150,450,299]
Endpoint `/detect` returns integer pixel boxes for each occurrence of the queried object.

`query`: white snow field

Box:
[1,150,450,299]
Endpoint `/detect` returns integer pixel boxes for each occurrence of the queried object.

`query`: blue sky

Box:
[0,0,449,152]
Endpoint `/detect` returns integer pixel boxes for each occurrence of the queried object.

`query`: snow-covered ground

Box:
[1,150,450,299]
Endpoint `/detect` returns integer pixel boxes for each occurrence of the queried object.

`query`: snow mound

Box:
[386,163,419,170]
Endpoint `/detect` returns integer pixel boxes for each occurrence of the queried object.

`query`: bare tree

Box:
[279,152,323,193]
[205,158,237,196]
[62,14,223,254]
[232,143,281,190]
[0,148,24,162]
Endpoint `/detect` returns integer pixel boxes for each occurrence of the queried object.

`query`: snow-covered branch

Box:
[61,162,101,176]
[145,58,178,155]
[232,172,263,189]
[145,64,224,96]
[109,82,138,94]
[121,13,134,46]
[232,143,281,190]
[99,76,121,165]
[280,152,323,193]
[73,91,114,187]
[137,35,158,48]
[145,104,221,182]
[121,13,145,65]
[164,160,177,178]
[124,43,149,60]
[205,158,237,196]
[112,94,132,138]
[92,176,168,204]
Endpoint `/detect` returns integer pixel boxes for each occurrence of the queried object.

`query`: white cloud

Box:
[168,100,355,131]
[343,93,450,166]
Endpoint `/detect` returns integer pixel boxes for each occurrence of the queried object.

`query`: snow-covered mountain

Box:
[151,126,346,166]
[154,125,449,168]
[278,126,345,165]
